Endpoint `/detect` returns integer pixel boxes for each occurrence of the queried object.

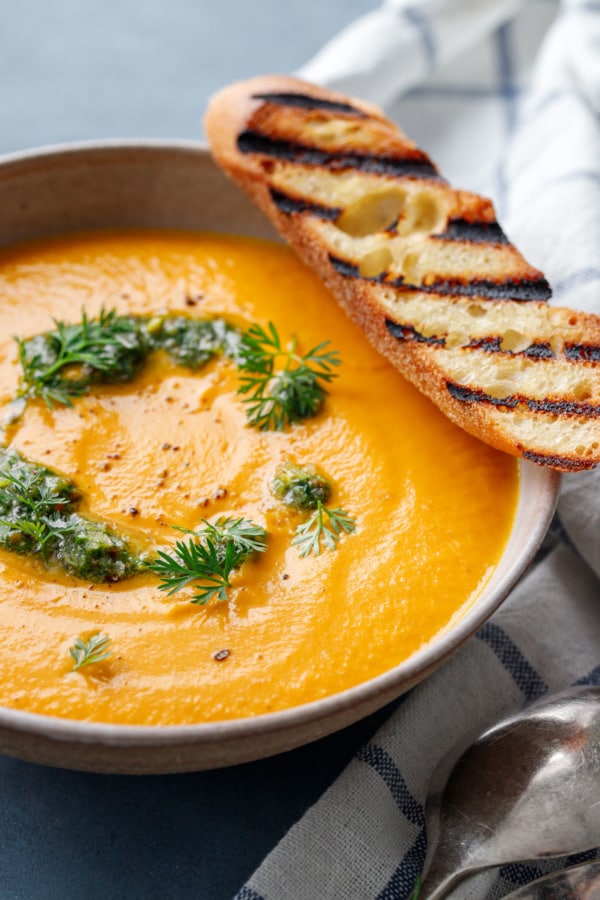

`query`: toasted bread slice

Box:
[205,75,600,471]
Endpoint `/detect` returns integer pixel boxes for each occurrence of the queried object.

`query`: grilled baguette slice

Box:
[205,75,600,471]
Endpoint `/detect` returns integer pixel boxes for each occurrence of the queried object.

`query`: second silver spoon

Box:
[420,686,600,899]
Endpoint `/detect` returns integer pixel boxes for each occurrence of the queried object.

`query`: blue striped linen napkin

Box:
[236,1,600,897]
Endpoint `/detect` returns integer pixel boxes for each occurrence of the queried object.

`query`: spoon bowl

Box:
[420,686,600,899]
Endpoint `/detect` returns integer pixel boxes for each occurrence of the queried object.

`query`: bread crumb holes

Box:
[574,382,592,401]
[401,251,420,282]
[501,330,530,353]
[405,191,445,233]
[467,304,487,318]
[337,189,406,237]
[358,246,393,278]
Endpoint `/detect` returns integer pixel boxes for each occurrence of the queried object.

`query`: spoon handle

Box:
[502,860,600,898]
[418,865,471,900]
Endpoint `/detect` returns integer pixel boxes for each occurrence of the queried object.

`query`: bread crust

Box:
[205,75,600,471]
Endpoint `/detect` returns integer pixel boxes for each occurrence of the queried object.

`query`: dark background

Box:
[0,2,392,898]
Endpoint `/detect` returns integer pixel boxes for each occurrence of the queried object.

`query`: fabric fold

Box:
[299,0,520,107]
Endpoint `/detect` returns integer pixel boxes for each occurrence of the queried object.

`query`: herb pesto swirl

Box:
[16,310,240,409]
[0,448,142,582]
[5,309,348,589]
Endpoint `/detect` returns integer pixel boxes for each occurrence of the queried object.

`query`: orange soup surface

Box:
[0,231,518,725]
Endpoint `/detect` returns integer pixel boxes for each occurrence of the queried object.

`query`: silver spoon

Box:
[419,686,600,899]
[503,859,600,898]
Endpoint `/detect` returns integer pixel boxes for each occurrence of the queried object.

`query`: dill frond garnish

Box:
[236,322,341,430]
[149,517,267,605]
[69,633,112,671]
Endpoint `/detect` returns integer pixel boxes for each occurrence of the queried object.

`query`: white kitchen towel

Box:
[236,1,600,897]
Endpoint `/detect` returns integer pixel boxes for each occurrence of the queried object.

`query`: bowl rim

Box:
[0,139,562,751]
[0,136,209,164]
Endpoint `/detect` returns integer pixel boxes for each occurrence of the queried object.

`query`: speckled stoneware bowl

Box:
[0,141,560,774]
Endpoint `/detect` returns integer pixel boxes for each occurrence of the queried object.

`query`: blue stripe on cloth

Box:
[234,887,267,900]
[356,743,425,827]
[496,22,518,132]
[567,1,600,11]
[545,169,600,189]
[476,622,548,700]
[375,827,427,900]
[576,664,600,685]
[496,162,509,220]
[547,512,579,556]
[402,6,436,70]
[525,87,590,123]
[494,22,518,217]
[407,85,517,100]
[498,861,546,885]
[558,849,600,867]
[552,267,600,297]
[497,848,600,891]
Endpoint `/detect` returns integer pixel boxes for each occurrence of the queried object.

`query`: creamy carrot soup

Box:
[0,231,518,725]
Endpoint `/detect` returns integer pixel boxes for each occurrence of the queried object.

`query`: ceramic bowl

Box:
[0,141,560,773]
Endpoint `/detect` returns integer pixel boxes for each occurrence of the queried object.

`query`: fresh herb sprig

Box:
[16,308,148,408]
[292,502,356,557]
[269,462,355,556]
[149,517,267,605]
[236,322,341,431]
[410,876,423,900]
[0,468,75,562]
[181,516,269,562]
[150,537,241,605]
[69,633,113,671]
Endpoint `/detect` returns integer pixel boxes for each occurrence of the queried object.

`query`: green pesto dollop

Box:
[17,310,151,407]
[0,447,141,583]
[270,462,331,511]
[16,309,241,410]
[145,315,241,369]
[55,515,141,582]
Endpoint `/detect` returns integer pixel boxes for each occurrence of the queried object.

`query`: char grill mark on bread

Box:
[520,450,597,471]
[237,132,442,181]
[329,254,552,302]
[391,276,552,302]
[251,91,368,116]
[433,218,510,245]
[566,343,600,362]
[204,75,600,471]
[385,320,446,347]
[269,188,341,220]
[464,337,555,358]
[446,382,600,418]
[387,325,560,361]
